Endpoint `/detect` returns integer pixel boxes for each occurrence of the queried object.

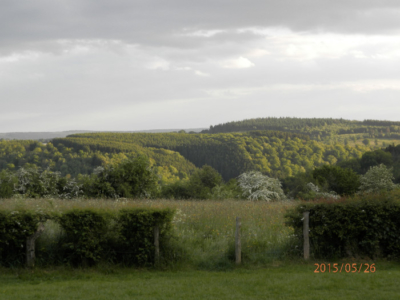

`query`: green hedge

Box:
[56,209,111,266]
[0,210,48,266]
[285,194,400,259]
[0,206,174,267]
[117,208,174,266]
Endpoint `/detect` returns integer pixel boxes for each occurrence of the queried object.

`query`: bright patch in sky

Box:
[221,56,255,69]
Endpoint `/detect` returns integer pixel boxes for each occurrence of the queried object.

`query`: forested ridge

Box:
[0,139,196,184]
[53,130,372,180]
[2,117,400,200]
[2,117,400,183]
[202,117,400,141]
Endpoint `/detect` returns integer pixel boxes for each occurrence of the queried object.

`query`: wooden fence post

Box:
[26,223,45,268]
[303,211,310,260]
[154,223,160,266]
[235,217,241,265]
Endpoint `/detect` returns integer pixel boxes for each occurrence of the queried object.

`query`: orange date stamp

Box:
[314,263,376,273]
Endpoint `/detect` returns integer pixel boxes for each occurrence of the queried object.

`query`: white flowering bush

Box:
[358,164,399,194]
[237,171,285,201]
[306,182,340,200]
[59,178,83,199]
[12,167,83,199]
[13,167,51,197]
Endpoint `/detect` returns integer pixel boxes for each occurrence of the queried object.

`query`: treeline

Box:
[1,143,399,201]
[0,156,234,200]
[363,119,400,127]
[201,117,355,133]
[57,131,373,180]
[0,130,387,192]
[201,117,400,141]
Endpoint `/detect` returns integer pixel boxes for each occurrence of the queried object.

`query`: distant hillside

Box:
[132,128,206,133]
[201,117,400,143]
[202,117,355,133]
[0,130,94,141]
[52,130,371,180]
[0,139,197,183]
[2,117,400,182]
[0,128,206,140]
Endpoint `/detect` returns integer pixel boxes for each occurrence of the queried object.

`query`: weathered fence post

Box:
[154,223,160,266]
[235,216,241,265]
[303,211,310,260]
[26,223,45,268]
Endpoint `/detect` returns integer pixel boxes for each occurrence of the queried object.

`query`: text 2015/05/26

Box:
[314,263,376,273]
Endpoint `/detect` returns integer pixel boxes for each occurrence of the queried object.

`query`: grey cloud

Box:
[2,0,400,131]
[2,0,400,54]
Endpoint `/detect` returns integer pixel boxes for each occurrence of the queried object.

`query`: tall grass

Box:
[157,200,296,269]
[0,198,296,269]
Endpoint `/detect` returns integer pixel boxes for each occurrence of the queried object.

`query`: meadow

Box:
[136,199,296,268]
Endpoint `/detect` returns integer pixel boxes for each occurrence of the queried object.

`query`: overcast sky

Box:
[1,0,400,132]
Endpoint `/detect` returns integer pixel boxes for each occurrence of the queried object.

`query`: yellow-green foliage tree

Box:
[56,131,372,180]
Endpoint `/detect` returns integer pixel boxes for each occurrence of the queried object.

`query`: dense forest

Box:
[0,139,196,184]
[0,128,380,182]
[52,130,373,180]
[1,117,400,200]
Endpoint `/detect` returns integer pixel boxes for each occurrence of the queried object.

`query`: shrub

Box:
[160,181,191,199]
[0,210,48,266]
[237,171,285,201]
[311,165,360,196]
[117,208,174,266]
[91,156,159,198]
[301,182,340,200]
[187,165,223,199]
[56,209,110,266]
[285,193,400,259]
[0,201,175,267]
[11,167,74,198]
[0,170,15,198]
[358,164,398,194]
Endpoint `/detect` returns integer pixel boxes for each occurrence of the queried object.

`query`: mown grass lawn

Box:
[1,261,399,300]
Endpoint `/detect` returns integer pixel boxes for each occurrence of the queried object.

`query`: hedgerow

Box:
[56,209,111,266]
[0,200,174,267]
[285,191,400,259]
[0,209,48,266]
[117,208,174,266]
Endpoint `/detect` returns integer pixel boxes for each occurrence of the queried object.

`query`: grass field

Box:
[1,262,400,300]
[149,199,296,268]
